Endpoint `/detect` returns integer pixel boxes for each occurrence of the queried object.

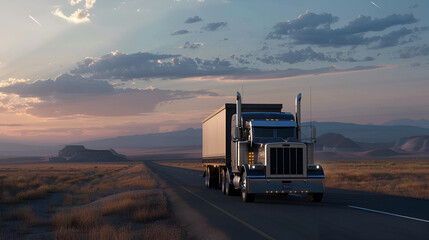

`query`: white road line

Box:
[348,205,429,223]
[289,193,302,197]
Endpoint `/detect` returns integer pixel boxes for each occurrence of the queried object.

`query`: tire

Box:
[225,168,235,196]
[241,171,255,202]
[206,166,216,188]
[308,193,323,202]
[221,169,226,194]
[204,167,210,188]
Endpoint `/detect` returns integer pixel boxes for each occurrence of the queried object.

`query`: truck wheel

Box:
[206,166,216,188]
[225,169,235,196]
[204,167,210,188]
[308,193,323,202]
[221,169,226,194]
[241,172,255,202]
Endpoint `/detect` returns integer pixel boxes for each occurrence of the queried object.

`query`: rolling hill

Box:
[315,133,361,151]
[306,122,429,142]
[78,128,202,149]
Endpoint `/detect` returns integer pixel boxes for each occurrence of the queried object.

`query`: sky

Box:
[0,0,428,144]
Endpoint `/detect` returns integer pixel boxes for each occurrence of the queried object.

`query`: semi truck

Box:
[202,92,325,202]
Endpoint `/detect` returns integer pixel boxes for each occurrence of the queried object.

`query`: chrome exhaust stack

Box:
[295,93,302,141]
[236,91,242,140]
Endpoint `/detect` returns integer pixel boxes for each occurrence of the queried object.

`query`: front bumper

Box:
[247,178,324,194]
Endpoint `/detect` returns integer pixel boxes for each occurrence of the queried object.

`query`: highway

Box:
[145,161,429,240]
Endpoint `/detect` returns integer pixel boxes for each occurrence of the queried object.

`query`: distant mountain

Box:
[0,142,58,157]
[316,133,361,151]
[50,145,128,162]
[78,128,202,149]
[383,119,429,129]
[394,135,429,153]
[364,148,404,157]
[305,122,429,142]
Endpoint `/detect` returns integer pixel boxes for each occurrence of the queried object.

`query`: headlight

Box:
[308,164,323,170]
[250,164,264,170]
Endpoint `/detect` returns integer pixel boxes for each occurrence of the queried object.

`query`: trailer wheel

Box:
[308,193,323,202]
[241,171,255,202]
[204,167,210,187]
[221,169,226,194]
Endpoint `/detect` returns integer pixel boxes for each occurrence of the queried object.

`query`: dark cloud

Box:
[257,47,337,64]
[181,41,203,49]
[363,56,375,61]
[171,29,190,35]
[230,55,251,64]
[0,124,23,127]
[409,4,418,9]
[202,22,227,31]
[268,11,338,38]
[230,65,383,80]
[0,74,114,100]
[0,74,217,117]
[399,44,429,58]
[185,16,202,24]
[371,27,413,49]
[267,11,418,48]
[70,50,384,82]
[71,51,250,80]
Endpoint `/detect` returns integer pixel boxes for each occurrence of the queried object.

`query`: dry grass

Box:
[1,190,14,204]
[6,206,46,227]
[54,224,132,240]
[321,160,429,199]
[53,207,102,230]
[0,162,187,239]
[142,224,184,240]
[133,193,169,222]
[101,191,168,221]
[101,197,137,216]
[16,185,56,201]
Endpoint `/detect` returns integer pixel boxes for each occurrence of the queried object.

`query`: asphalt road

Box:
[145,161,429,240]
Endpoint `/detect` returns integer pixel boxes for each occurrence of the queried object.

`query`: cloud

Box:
[227,65,384,80]
[53,0,96,23]
[69,50,385,82]
[371,27,413,49]
[171,29,190,35]
[0,124,23,127]
[268,11,338,38]
[267,11,418,48]
[85,0,96,9]
[71,51,249,80]
[0,74,114,100]
[399,44,429,58]
[52,8,90,24]
[181,41,204,49]
[0,74,217,117]
[257,47,337,64]
[202,22,227,31]
[185,16,202,24]
[70,0,82,6]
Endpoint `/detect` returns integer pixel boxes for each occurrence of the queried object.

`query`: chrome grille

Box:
[269,147,304,176]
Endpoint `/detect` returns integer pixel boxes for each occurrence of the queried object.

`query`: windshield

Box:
[253,127,295,139]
